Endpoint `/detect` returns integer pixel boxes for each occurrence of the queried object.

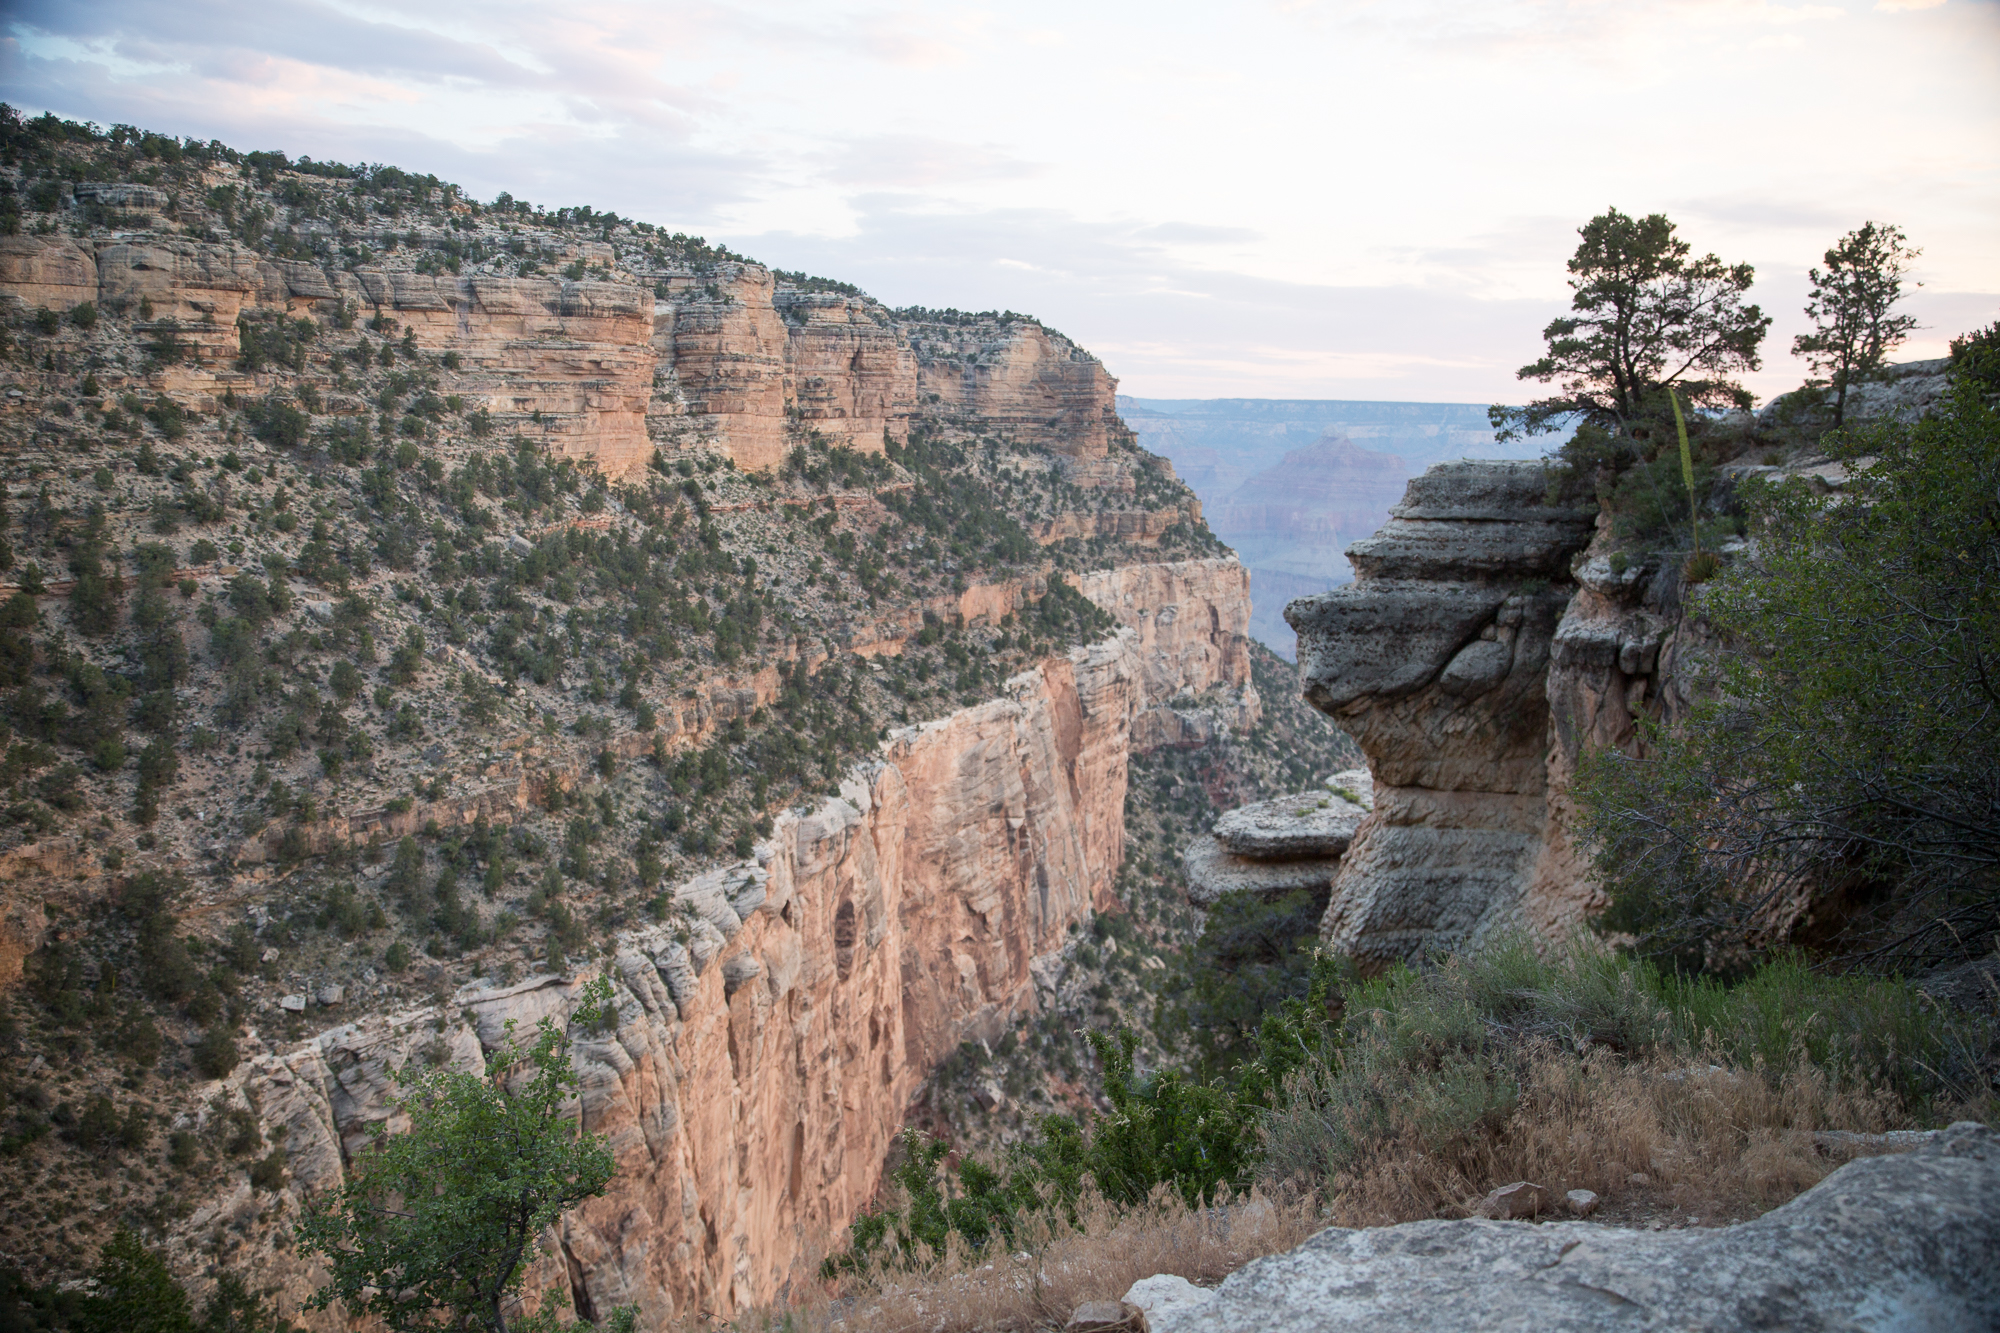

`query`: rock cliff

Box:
[1285,461,1596,965]
[0,236,1133,485]
[153,558,1252,1324]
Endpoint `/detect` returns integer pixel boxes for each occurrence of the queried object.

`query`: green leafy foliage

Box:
[833,1023,1276,1273]
[296,978,621,1333]
[1577,376,2000,969]
[1494,208,1769,443]
[1792,222,1920,428]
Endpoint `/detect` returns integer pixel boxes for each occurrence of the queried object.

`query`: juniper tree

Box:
[1792,221,1920,428]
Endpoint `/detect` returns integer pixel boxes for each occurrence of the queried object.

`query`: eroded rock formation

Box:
[166,559,1253,1325]
[1284,461,1596,964]
[0,236,1136,484]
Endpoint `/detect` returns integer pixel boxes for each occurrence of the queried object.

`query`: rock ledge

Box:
[1135,1122,2000,1333]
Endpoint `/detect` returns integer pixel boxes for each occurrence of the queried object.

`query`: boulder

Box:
[1212,794,1366,859]
[1182,834,1340,908]
[1564,1189,1599,1217]
[1142,1122,2000,1333]
[1475,1180,1551,1219]
[1124,1274,1218,1324]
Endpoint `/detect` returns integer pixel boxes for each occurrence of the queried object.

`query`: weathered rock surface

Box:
[0,237,1135,485]
[1185,786,1363,908]
[1212,793,1366,858]
[1182,834,1344,908]
[1284,461,1596,965]
[1141,1122,2000,1333]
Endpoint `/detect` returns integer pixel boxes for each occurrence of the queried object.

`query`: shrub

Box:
[192,1024,239,1079]
[1257,936,1988,1213]
[1578,374,2000,969]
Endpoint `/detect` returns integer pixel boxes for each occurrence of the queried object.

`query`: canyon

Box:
[1120,398,1546,658]
[0,142,1263,1324]
[181,556,1253,1324]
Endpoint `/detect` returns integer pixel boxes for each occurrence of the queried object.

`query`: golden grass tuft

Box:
[1293,1042,1918,1227]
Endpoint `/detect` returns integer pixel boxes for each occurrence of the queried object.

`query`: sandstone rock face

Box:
[774,289,917,455]
[177,569,1252,1325]
[1140,1122,2000,1333]
[0,238,1134,487]
[1285,461,1596,965]
[1077,558,1260,748]
[1213,794,1366,858]
[910,318,1127,465]
[1181,834,1343,908]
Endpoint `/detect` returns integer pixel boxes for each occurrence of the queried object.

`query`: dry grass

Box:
[684,1184,1316,1333]
[1288,1042,1918,1228]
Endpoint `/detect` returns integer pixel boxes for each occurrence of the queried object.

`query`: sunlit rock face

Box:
[0,238,1133,486]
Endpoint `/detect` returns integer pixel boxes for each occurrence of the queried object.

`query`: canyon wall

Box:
[1284,461,1597,965]
[167,557,1252,1324]
[0,237,1128,482]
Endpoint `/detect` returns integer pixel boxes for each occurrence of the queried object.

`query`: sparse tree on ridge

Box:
[1793,221,1921,428]
[296,977,627,1333]
[1493,208,1771,441]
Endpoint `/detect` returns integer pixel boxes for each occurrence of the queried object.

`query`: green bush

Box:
[192,1024,239,1079]
[832,1026,1261,1273]
[1578,373,2000,969]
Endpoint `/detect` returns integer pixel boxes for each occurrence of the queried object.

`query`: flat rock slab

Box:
[1212,794,1366,858]
[1183,834,1340,908]
[1141,1122,2000,1333]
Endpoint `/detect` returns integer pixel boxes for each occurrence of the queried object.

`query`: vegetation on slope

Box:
[0,105,1211,1286]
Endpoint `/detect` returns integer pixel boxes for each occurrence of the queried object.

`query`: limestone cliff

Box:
[1285,461,1596,964]
[165,555,1252,1324]
[0,236,1136,486]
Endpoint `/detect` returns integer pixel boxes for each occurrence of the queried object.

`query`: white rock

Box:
[1565,1188,1600,1217]
[1123,1274,1216,1323]
[316,984,344,1007]
[1140,1124,2000,1333]
[279,994,306,1012]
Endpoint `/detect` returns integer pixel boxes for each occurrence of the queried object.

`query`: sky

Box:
[4,0,1997,406]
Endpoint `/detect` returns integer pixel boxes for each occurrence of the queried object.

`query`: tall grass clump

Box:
[1260,935,1993,1225]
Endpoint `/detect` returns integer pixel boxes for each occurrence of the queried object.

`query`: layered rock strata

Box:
[169,557,1255,1325]
[0,237,1135,483]
[1140,1121,2000,1333]
[1182,787,1368,908]
[1284,461,1596,965]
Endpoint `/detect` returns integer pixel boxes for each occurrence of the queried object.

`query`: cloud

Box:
[825,134,1045,187]
[3,0,1990,405]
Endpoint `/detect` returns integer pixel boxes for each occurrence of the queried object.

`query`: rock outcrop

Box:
[1135,1121,2000,1333]
[1284,461,1597,965]
[1182,786,1368,909]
